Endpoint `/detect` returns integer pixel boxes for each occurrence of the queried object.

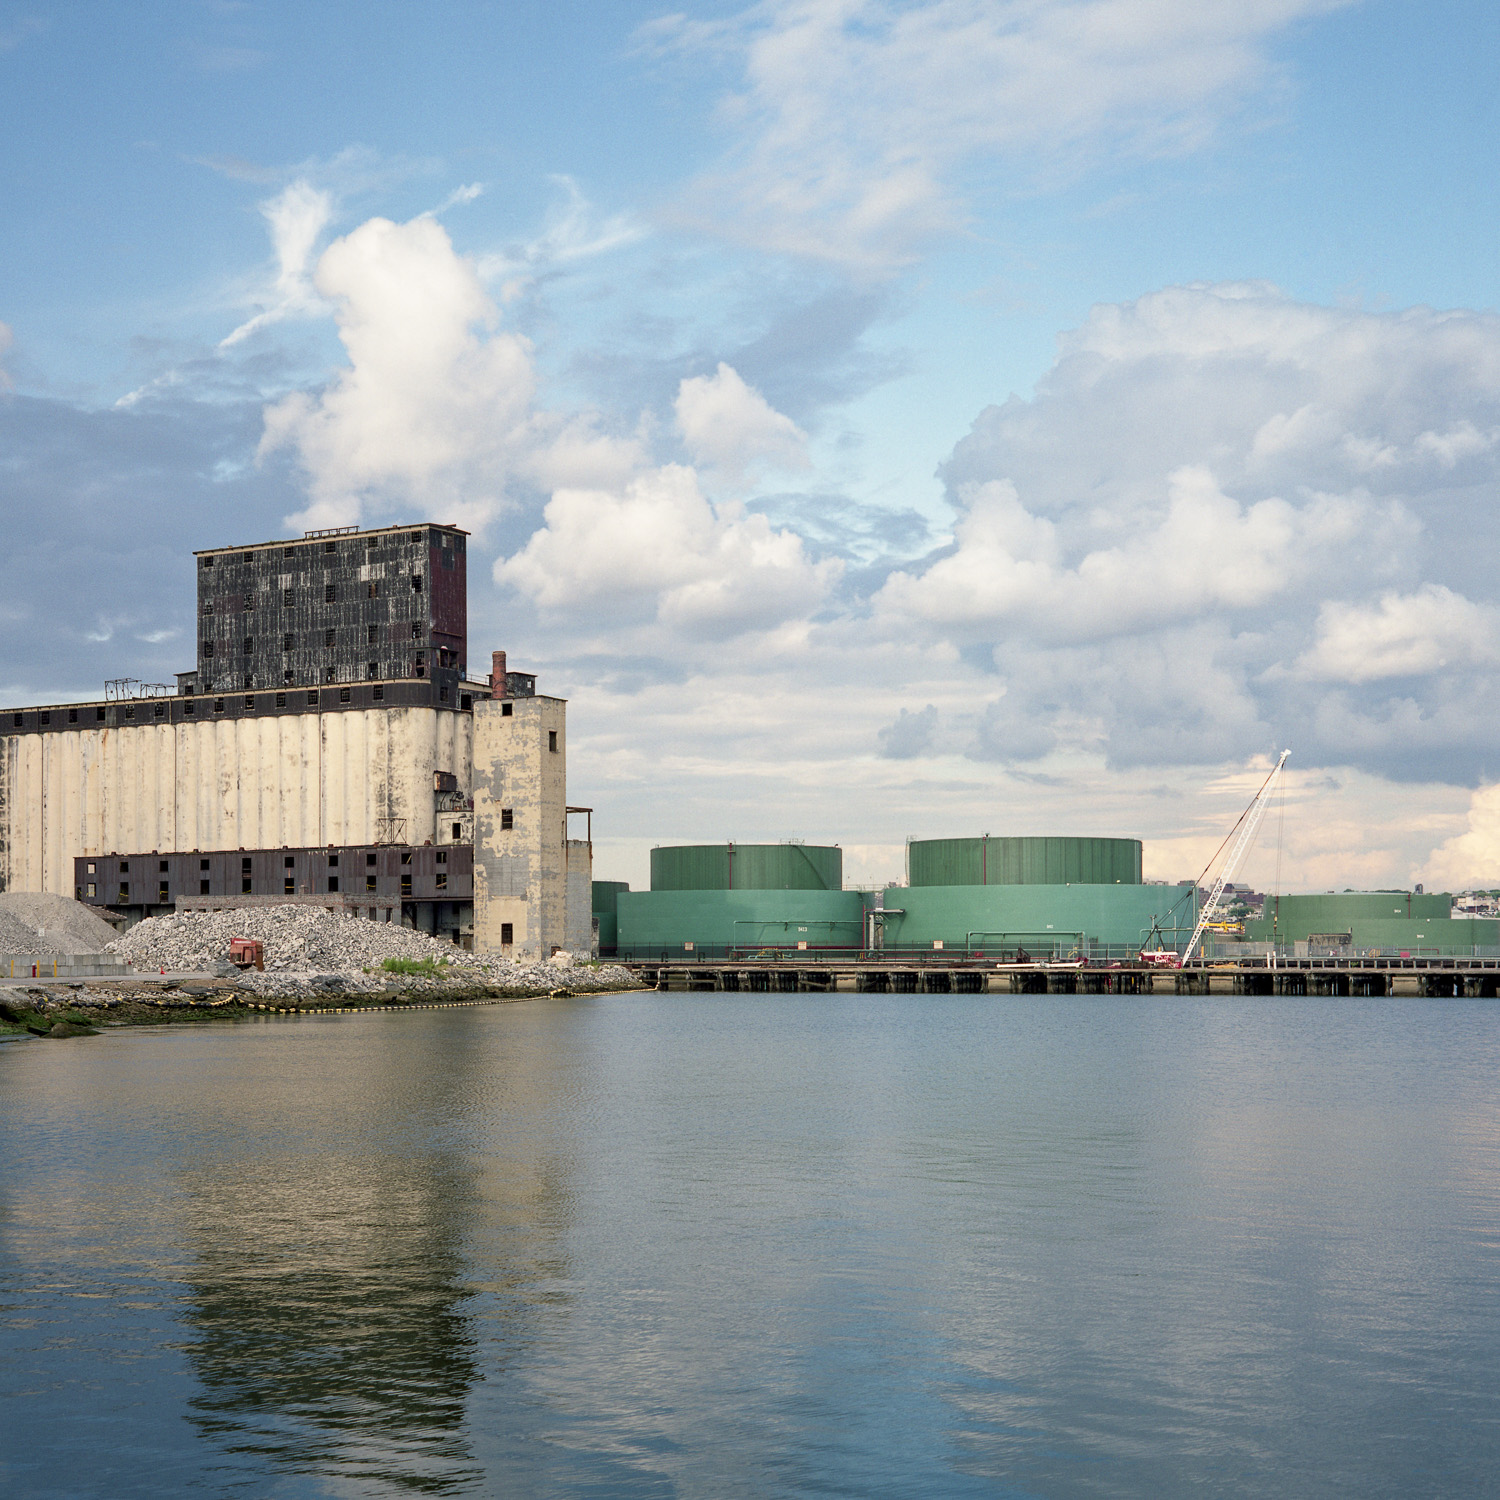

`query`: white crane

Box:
[1178,749,1291,966]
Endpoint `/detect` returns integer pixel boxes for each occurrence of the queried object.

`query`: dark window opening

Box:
[184,702,195,716]
[282,635,293,651]
[548,730,558,752]
[123,707,134,720]
[328,876,339,892]
[243,638,254,654]
[158,883,169,902]
[325,628,336,647]
[202,601,213,615]
[202,555,214,568]
[119,884,130,901]
[501,922,513,946]
[68,708,77,722]
[283,547,294,558]
[324,541,337,553]
[452,822,461,839]
[283,589,294,607]
[284,877,295,894]
[214,699,225,712]
[460,693,472,711]
[366,875,377,892]
[242,552,253,564]
[244,695,255,710]
[120,861,130,872]
[368,581,380,598]
[501,809,513,830]
[276,691,286,707]
[12,713,21,726]
[40,712,49,725]
[368,625,379,644]
[400,852,412,865]
[373,685,384,700]
[328,854,339,868]
[202,640,214,657]
[307,690,318,705]
[410,531,422,543]
[368,662,379,678]
[411,574,423,592]
[339,687,351,703]
[325,584,337,602]
[241,877,252,894]
[365,851,377,866]
[324,668,336,683]
[200,859,210,871]
[159,860,168,873]
[283,856,295,869]
[153,704,165,718]
[97,707,106,721]
[436,850,447,865]
[435,872,447,890]
[199,880,210,895]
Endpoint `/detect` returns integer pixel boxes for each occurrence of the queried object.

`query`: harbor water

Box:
[1,992,1497,1497]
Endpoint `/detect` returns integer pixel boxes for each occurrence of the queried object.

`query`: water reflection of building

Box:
[173,1013,575,1493]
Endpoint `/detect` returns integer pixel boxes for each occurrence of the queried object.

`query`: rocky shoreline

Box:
[0,971,647,1040]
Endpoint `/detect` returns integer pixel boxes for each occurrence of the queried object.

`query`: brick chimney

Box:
[491,649,507,699]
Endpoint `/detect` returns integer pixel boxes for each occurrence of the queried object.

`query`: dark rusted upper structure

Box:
[186,522,468,697]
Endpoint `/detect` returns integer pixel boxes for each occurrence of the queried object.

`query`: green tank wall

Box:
[1341,917,1499,952]
[1244,892,1451,941]
[650,844,842,892]
[907,837,1142,888]
[879,883,1195,952]
[591,881,631,951]
[617,889,865,954]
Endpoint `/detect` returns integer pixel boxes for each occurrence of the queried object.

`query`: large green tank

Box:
[650,844,842,892]
[907,837,1141,888]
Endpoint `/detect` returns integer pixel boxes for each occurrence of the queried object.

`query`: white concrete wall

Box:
[471,696,568,958]
[565,839,595,957]
[0,706,473,895]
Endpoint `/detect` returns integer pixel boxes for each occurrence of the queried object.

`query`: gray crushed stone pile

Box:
[0,892,120,956]
[107,905,637,993]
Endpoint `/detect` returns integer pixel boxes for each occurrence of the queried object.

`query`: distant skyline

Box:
[4,0,1500,891]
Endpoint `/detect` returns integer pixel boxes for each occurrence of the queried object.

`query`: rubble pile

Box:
[107,904,636,993]
[0,892,119,956]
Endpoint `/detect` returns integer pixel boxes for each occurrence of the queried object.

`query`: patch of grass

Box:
[380,956,453,978]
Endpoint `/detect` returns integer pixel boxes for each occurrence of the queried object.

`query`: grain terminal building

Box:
[0,524,593,958]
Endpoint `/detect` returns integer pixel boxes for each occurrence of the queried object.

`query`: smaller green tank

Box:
[650,844,842,892]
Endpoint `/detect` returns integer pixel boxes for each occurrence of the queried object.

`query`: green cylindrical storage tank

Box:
[907,837,1142,887]
[592,881,630,953]
[650,844,842,892]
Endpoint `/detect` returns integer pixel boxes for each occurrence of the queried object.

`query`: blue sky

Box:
[4,0,1500,890]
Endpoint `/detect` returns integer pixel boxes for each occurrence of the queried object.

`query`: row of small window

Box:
[202,577,423,613]
[203,627,425,654]
[201,533,438,566]
[89,874,445,899]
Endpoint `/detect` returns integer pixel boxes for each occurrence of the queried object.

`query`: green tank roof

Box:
[650,843,842,892]
[907,837,1142,887]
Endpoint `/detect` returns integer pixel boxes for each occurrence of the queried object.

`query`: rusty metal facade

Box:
[191,523,469,697]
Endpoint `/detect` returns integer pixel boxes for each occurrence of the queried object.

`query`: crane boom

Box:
[1180,750,1290,965]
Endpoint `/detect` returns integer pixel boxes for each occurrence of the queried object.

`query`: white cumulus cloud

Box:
[1296,586,1500,684]
[675,362,810,486]
[259,213,537,531]
[495,463,840,639]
